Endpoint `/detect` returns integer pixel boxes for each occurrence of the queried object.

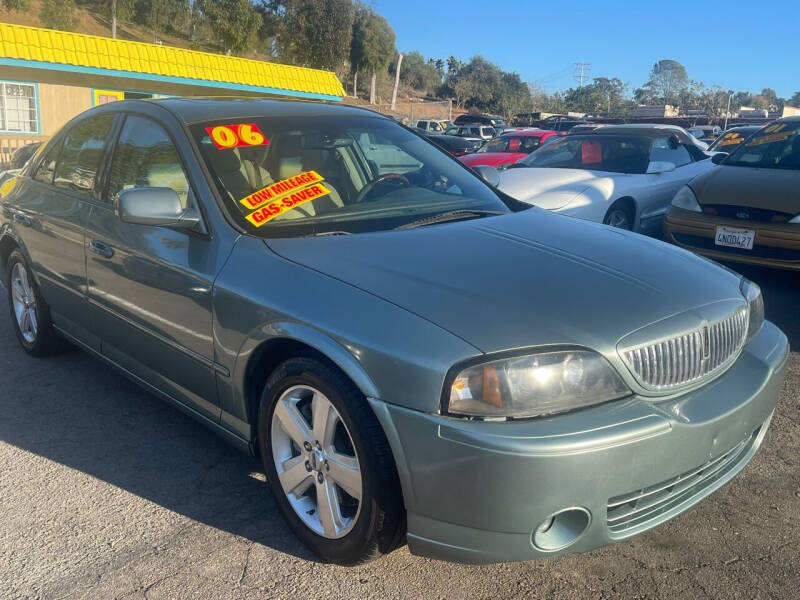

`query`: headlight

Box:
[670,185,701,212]
[447,350,630,419]
[740,279,764,345]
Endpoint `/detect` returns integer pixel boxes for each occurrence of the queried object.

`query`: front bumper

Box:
[369,320,788,564]
[664,206,800,270]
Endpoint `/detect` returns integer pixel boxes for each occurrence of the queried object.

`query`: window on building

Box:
[0,82,38,133]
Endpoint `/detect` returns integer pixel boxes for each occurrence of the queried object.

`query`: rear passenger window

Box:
[107,115,191,208]
[53,114,114,193]
[34,139,61,184]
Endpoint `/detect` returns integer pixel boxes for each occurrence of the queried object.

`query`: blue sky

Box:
[374,0,800,99]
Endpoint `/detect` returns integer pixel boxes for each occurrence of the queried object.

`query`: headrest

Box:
[278,156,302,180]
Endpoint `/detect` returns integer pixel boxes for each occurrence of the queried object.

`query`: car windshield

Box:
[516,134,651,173]
[724,122,800,170]
[192,115,512,237]
[478,135,540,154]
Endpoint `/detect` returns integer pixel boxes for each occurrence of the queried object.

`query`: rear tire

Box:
[258,356,405,565]
[5,249,69,357]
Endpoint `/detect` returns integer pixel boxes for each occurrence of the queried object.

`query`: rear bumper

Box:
[370,321,788,564]
[664,206,800,270]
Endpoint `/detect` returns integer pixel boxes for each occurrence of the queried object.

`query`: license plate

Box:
[714,226,755,250]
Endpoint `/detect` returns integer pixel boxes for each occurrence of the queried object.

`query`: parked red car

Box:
[458,129,558,168]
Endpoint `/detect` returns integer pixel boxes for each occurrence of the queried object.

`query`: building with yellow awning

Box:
[0,23,345,167]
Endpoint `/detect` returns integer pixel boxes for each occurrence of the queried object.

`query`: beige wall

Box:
[38,82,93,136]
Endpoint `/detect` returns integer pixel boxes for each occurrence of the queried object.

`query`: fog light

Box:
[532,507,591,552]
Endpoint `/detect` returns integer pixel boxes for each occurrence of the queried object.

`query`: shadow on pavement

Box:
[0,295,319,563]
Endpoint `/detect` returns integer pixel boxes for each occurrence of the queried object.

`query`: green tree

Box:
[103,0,136,38]
[277,0,355,72]
[391,51,440,95]
[203,0,262,55]
[136,0,187,41]
[452,56,502,109]
[1,0,30,12]
[564,84,606,114]
[349,3,394,103]
[789,91,800,107]
[643,59,688,105]
[39,0,77,31]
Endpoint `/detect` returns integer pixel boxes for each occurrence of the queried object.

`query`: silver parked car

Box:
[0,98,787,566]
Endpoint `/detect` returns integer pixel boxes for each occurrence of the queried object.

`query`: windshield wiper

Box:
[396,209,505,230]
[505,162,530,169]
[304,230,351,237]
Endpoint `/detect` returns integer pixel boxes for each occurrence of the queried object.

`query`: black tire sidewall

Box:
[258,357,387,564]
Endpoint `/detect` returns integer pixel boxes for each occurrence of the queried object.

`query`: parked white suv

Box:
[411,118,453,133]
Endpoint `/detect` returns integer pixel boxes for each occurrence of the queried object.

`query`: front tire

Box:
[603,202,634,230]
[5,249,68,356]
[258,356,404,565]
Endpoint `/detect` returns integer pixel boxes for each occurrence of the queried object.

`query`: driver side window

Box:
[650,136,692,167]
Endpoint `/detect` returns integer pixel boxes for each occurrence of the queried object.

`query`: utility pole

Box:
[724,91,732,130]
[574,62,591,87]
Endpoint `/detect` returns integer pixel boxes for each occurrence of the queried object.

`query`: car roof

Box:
[132,97,386,125]
[582,124,694,143]
[499,129,551,137]
[778,115,800,123]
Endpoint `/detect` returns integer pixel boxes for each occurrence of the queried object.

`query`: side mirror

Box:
[118,187,200,229]
[646,161,676,175]
[711,152,729,165]
[472,165,500,187]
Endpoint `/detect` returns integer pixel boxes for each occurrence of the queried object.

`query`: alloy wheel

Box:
[10,262,38,343]
[270,385,362,539]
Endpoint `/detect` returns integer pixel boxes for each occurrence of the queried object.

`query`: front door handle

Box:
[90,239,114,259]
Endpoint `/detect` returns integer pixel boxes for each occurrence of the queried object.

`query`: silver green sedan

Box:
[0,98,787,566]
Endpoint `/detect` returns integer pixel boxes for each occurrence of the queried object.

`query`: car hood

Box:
[266,209,741,354]
[691,164,800,213]
[495,167,620,209]
[460,152,526,167]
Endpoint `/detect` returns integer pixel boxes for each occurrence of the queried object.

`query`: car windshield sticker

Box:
[581,140,602,164]
[245,183,331,227]
[239,170,325,211]
[718,133,743,147]
[205,123,269,149]
[747,131,796,146]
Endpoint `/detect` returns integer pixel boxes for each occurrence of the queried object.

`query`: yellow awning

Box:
[0,23,345,101]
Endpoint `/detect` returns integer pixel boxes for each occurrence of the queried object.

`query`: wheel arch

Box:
[237,322,381,438]
[0,231,21,274]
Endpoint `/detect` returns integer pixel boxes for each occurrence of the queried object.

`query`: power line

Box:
[574,62,591,87]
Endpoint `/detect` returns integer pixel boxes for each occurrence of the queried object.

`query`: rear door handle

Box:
[90,239,114,259]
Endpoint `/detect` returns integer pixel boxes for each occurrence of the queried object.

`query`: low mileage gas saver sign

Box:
[241,170,331,227]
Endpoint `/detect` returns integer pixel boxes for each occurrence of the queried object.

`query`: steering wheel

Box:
[354,173,411,203]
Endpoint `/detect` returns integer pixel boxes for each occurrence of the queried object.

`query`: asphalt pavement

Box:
[1,263,799,600]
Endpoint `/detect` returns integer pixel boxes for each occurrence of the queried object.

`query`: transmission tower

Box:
[574,62,591,87]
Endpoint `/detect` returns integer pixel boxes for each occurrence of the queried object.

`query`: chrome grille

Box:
[621,307,747,391]
[606,426,761,538]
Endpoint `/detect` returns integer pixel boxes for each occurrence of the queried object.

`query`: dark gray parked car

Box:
[0,98,788,566]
